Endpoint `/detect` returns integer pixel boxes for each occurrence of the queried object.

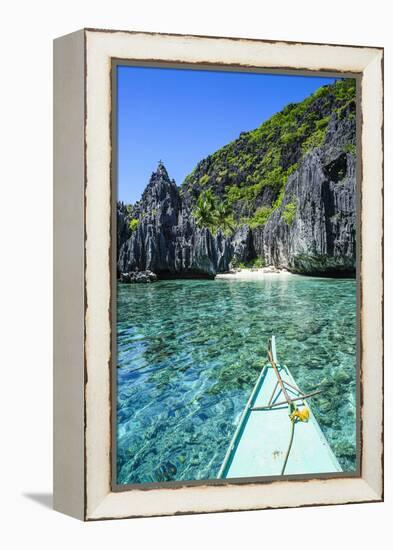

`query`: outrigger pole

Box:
[251,337,322,413]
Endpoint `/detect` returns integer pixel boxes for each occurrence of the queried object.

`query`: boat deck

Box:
[218,341,342,479]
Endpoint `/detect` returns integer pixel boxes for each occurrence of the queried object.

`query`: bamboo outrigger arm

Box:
[251,389,323,411]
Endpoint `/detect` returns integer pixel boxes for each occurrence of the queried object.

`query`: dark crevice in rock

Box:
[324,153,348,183]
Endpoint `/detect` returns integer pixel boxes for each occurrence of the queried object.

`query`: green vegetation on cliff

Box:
[128,218,139,232]
[183,78,356,230]
[192,190,235,236]
[283,199,297,225]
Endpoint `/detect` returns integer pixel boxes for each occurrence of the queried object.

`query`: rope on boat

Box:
[281,406,310,475]
[281,418,296,475]
[267,336,312,476]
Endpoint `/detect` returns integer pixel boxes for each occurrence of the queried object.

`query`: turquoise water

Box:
[117,276,357,484]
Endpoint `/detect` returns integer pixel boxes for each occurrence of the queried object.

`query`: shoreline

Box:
[117,267,356,283]
[215,267,294,280]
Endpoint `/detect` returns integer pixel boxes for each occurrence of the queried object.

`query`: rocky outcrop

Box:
[118,147,355,279]
[120,270,158,283]
[231,225,254,264]
[117,163,233,278]
[117,80,356,279]
[118,155,355,279]
[253,112,356,275]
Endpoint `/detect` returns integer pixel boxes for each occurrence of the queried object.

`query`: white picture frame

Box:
[53,28,383,521]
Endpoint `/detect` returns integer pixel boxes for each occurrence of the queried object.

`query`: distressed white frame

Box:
[54,29,383,521]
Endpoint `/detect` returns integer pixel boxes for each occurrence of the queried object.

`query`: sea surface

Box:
[116,276,357,484]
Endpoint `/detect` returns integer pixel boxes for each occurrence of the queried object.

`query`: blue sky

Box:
[117,66,335,203]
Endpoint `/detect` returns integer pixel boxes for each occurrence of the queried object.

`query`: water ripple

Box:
[117,276,357,484]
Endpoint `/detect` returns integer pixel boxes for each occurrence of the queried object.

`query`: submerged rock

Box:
[155,461,177,482]
[334,440,356,459]
[333,370,352,384]
[120,270,158,283]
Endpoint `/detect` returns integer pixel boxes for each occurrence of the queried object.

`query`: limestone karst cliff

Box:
[117,78,356,279]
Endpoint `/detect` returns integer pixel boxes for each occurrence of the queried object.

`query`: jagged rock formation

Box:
[118,79,356,278]
[253,111,356,275]
[117,163,232,278]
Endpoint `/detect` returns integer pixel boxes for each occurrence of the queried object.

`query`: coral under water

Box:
[116,276,357,484]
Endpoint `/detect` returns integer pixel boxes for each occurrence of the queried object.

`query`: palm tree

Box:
[193,190,236,236]
[193,190,217,232]
[215,201,235,236]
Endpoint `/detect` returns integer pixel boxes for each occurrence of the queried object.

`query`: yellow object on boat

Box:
[290,407,310,423]
[217,336,342,479]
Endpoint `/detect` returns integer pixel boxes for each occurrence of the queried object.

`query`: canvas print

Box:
[115,65,357,486]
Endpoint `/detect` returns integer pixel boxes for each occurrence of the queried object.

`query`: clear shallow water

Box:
[117,276,357,484]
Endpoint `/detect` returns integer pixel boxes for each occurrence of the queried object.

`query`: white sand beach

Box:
[216,267,295,280]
